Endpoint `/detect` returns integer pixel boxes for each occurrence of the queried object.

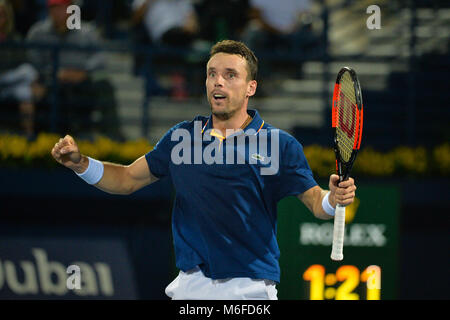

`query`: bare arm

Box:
[248,7,282,34]
[86,155,157,195]
[51,135,158,195]
[183,11,199,34]
[131,0,154,26]
[297,175,356,220]
[298,185,333,220]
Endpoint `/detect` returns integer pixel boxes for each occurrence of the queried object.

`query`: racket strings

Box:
[336,72,357,162]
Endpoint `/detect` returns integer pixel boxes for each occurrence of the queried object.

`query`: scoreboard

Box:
[277,183,399,300]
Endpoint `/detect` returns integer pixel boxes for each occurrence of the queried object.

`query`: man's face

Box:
[206,53,257,120]
[49,4,69,33]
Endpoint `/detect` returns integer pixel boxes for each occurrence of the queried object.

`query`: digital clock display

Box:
[303,264,381,300]
[277,184,399,300]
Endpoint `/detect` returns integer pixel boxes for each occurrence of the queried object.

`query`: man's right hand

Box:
[51,135,88,174]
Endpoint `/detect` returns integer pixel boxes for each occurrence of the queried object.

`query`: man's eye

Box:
[209,72,215,77]
[228,73,236,79]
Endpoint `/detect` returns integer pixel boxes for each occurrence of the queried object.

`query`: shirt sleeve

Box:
[276,136,318,200]
[145,121,188,178]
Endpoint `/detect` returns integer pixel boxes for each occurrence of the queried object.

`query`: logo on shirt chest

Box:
[251,153,266,162]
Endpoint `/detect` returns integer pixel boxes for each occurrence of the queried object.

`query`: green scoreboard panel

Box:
[277,183,399,300]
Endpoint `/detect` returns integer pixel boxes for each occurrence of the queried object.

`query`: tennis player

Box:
[51,40,356,300]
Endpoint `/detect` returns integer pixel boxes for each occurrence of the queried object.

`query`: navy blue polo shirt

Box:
[145,109,317,283]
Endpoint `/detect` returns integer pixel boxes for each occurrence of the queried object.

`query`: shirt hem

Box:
[205,270,280,283]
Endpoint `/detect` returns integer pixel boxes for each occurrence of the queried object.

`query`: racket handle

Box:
[331,204,346,261]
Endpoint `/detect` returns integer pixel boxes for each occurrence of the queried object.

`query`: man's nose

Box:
[214,75,224,87]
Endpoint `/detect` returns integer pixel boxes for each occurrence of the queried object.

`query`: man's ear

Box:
[247,80,257,97]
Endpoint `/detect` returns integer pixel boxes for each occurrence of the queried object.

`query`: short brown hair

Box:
[210,40,258,81]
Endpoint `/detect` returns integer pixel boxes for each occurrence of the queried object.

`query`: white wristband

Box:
[76,157,104,185]
[322,192,336,216]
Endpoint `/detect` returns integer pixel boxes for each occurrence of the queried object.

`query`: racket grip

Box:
[331,204,346,261]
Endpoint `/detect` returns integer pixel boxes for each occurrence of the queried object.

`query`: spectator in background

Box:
[79,0,133,39]
[0,0,39,137]
[26,0,122,139]
[131,0,199,48]
[241,0,316,54]
[130,0,201,100]
[195,0,250,43]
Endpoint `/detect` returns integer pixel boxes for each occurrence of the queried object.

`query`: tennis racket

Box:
[330,67,364,261]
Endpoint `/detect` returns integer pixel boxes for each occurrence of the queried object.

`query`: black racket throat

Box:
[335,155,353,182]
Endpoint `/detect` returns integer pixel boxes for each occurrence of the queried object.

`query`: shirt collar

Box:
[243,109,265,136]
[201,109,265,139]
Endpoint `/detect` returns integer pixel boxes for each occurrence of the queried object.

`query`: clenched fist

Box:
[51,135,88,173]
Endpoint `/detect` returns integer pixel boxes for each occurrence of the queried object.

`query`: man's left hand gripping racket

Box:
[330,67,364,261]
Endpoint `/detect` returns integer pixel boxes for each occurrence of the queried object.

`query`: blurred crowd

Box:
[0,0,318,139]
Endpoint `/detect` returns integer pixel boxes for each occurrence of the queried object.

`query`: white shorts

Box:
[165,266,278,300]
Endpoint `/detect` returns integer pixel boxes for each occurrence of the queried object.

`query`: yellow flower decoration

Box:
[0,133,448,177]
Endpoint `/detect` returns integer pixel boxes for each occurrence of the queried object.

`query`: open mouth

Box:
[212,94,227,101]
